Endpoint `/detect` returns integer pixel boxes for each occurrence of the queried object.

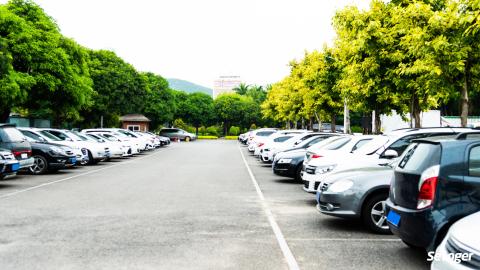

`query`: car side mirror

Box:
[383,149,399,159]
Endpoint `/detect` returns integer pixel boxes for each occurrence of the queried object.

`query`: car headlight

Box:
[328,179,354,193]
[315,164,336,174]
[49,146,64,155]
[278,158,292,164]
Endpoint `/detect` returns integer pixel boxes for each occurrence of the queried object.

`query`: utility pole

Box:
[100,115,104,128]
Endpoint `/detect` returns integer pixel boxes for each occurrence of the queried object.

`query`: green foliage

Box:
[228,126,240,136]
[142,72,175,130]
[224,136,238,140]
[206,126,219,136]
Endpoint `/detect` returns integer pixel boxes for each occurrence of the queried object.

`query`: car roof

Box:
[0,123,16,128]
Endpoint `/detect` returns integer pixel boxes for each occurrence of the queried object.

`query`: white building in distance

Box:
[213,76,242,98]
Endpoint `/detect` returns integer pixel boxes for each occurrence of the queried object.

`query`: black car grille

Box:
[314,182,321,191]
[305,166,316,174]
[445,236,480,269]
[303,180,309,189]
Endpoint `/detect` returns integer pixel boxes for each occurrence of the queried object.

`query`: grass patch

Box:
[198,135,219,140]
[224,136,238,140]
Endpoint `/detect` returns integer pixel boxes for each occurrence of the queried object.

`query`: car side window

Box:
[469,146,480,177]
[50,131,66,140]
[383,134,426,157]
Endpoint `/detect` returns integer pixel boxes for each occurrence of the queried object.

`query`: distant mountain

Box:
[167,78,213,96]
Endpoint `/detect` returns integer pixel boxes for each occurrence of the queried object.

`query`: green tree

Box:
[142,72,175,130]
[82,49,147,127]
[181,92,214,134]
[233,83,250,95]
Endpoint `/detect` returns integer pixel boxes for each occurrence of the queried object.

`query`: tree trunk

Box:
[309,117,313,131]
[195,126,199,135]
[374,110,381,134]
[343,98,350,134]
[314,111,321,132]
[411,94,421,128]
[0,108,10,123]
[331,114,336,132]
[461,59,470,127]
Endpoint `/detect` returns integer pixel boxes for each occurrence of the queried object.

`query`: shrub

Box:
[351,126,363,133]
[206,126,219,136]
[250,123,257,130]
[198,126,206,135]
[228,126,240,136]
[224,136,238,140]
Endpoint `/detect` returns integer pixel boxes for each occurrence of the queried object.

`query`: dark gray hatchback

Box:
[386,134,480,251]
[0,124,34,169]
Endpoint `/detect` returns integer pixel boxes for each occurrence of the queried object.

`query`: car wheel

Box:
[30,155,49,175]
[185,136,191,142]
[362,193,391,234]
[402,240,423,249]
[295,163,303,182]
[87,151,99,165]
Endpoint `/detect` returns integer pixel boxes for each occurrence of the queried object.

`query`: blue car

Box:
[0,149,20,180]
[386,133,480,251]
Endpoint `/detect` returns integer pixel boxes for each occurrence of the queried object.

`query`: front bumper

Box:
[272,162,296,178]
[316,190,360,219]
[302,172,323,193]
[49,155,77,169]
[18,157,35,169]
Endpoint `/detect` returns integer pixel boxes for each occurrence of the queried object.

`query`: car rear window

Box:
[257,131,275,136]
[0,127,26,142]
[397,142,441,173]
[274,136,293,142]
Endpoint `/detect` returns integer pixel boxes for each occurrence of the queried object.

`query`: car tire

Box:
[295,163,303,182]
[402,240,423,249]
[30,155,49,175]
[362,193,391,234]
[185,136,191,142]
[87,151,99,165]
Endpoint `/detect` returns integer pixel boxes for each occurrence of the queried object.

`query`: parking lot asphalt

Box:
[0,140,430,269]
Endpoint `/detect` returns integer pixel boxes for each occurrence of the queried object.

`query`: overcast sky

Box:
[1,0,369,88]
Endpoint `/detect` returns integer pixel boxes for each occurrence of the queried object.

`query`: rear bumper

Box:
[385,199,436,249]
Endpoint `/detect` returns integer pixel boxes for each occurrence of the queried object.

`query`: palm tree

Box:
[233,83,250,95]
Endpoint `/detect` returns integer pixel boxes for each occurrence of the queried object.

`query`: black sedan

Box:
[24,136,77,175]
[272,135,337,181]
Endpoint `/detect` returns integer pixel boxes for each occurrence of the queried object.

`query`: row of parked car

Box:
[239,127,480,269]
[0,124,171,179]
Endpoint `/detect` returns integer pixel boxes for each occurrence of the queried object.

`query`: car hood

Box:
[448,211,480,253]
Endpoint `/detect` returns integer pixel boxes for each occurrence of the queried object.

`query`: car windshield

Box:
[323,137,352,150]
[118,130,138,138]
[38,130,63,141]
[354,135,390,155]
[64,131,85,141]
[72,131,97,142]
[306,136,345,152]
[0,127,26,143]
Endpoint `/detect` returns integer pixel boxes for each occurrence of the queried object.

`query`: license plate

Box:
[11,163,20,172]
[69,157,77,164]
[21,153,27,159]
[387,210,401,227]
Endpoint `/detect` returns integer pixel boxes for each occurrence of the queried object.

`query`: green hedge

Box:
[224,136,238,140]
[198,135,219,139]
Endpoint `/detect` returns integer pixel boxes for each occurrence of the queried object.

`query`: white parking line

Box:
[0,149,166,200]
[238,144,300,270]
[287,238,401,242]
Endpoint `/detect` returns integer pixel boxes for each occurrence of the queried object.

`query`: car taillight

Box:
[311,154,322,159]
[417,165,440,209]
[258,143,264,147]
[13,150,32,158]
